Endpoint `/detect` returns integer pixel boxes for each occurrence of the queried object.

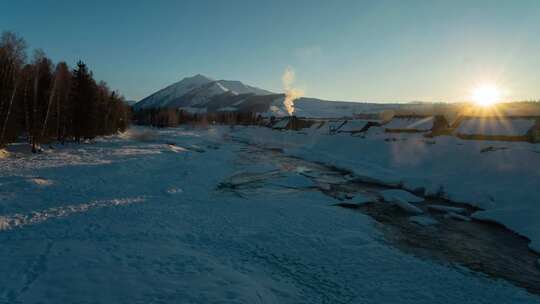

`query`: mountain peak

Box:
[134,74,273,110]
[185,74,214,82]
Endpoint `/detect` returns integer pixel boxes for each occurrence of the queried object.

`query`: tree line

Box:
[133,108,265,128]
[0,31,130,152]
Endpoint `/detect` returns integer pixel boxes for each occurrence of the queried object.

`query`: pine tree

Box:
[0,32,131,150]
[70,61,96,142]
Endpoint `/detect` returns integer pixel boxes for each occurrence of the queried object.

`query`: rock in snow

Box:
[0,149,9,159]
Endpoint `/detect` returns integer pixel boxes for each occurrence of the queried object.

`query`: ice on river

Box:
[233,125,540,255]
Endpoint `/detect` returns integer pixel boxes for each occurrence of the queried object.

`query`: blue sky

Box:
[2,0,539,102]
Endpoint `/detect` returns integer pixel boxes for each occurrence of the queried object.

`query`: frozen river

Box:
[0,126,538,303]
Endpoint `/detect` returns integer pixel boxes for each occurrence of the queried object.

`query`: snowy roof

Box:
[384,116,434,131]
[456,117,537,136]
[272,118,290,129]
[327,120,346,130]
[309,121,326,129]
[338,120,377,132]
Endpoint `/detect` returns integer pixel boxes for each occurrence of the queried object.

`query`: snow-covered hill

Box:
[264,97,403,118]
[134,74,274,110]
[133,74,411,118]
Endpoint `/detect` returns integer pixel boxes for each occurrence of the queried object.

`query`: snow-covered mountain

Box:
[134,74,452,118]
[133,74,403,117]
[134,74,273,110]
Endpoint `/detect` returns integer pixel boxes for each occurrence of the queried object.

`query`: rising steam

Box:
[282,67,304,116]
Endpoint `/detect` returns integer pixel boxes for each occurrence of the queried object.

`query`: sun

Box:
[471,84,501,107]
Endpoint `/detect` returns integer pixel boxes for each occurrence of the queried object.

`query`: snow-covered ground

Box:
[0,126,539,303]
[232,126,540,253]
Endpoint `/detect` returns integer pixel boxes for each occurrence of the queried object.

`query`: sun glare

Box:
[471,84,501,107]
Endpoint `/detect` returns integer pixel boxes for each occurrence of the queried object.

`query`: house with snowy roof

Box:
[327,120,347,134]
[384,115,450,134]
[336,119,382,134]
[455,116,540,142]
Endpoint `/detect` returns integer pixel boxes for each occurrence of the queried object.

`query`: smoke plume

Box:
[282,67,304,116]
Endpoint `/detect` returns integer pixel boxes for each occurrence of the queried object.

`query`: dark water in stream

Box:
[219,140,540,295]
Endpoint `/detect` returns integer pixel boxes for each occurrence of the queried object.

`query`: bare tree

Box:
[0,32,26,147]
[0,77,19,144]
[0,32,130,149]
[40,67,58,139]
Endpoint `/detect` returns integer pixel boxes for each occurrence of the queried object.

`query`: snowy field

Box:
[234,125,540,253]
[1,126,539,303]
